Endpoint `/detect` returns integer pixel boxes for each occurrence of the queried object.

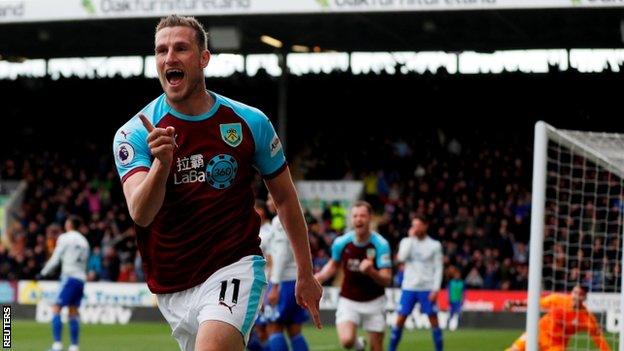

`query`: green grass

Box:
[11,320,177,351]
[304,327,519,350]
[7,321,618,350]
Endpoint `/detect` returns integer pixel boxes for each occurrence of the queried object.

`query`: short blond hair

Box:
[155,14,208,50]
[352,200,373,215]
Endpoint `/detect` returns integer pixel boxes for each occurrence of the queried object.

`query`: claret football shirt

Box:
[113,91,286,293]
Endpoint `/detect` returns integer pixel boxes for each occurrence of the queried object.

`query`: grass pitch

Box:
[9,320,615,350]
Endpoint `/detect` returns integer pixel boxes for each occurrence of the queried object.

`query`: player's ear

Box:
[200,49,210,69]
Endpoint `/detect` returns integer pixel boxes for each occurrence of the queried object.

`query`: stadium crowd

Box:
[1,129,543,292]
[1,68,622,292]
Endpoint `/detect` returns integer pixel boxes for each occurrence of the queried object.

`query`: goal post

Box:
[527,121,624,351]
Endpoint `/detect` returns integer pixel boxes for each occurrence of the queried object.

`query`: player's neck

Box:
[168,88,213,116]
[354,230,371,244]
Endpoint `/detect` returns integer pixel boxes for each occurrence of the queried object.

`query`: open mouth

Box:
[165,68,185,86]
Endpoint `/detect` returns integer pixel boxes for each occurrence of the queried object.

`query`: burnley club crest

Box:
[220,123,243,147]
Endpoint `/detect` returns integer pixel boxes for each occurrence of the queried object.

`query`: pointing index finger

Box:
[139,114,154,133]
[307,301,322,329]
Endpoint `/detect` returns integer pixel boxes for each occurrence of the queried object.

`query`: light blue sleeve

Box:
[331,234,352,262]
[248,111,286,177]
[222,96,287,177]
[112,117,152,182]
[372,234,392,269]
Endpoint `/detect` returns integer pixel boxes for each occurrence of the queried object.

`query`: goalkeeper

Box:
[506,284,611,351]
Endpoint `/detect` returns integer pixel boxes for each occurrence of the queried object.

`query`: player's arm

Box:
[314,259,339,284]
[40,236,65,278]
[360,239,393,286]
[265,168,323,328]
[123,164,169,227]
[429,243,444,301]
[315,234,347,284]
[122,115,175,227]
[396,238,410,263]
[360,263,392,287]
[587,312,612,351]
[538,294,562,311]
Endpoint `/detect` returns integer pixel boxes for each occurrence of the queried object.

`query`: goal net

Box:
[527,121,623,351]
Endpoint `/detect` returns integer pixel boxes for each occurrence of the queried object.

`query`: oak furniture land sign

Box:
[1,0,623,24]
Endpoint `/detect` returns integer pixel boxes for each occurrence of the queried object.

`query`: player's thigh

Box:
[68,283,85,309]
[397,290,419,316]
[157,293,197,351]
[196,256,267,344]
[195,320,244,351]
[175,330,197,351]
[336,298,362,328]
[156,289,195,336]
[55,278,74,307]
[417,291,438,316]
[362,312,386,334]
[368,331,384,351]
[336,321,358,346]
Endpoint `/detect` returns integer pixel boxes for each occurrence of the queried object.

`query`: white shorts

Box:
[156,255,267,351]
[335,295,387,333]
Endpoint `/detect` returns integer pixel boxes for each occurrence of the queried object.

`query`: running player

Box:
[39,216,90,351]
[315,201,392,351]
[113,14,321,351]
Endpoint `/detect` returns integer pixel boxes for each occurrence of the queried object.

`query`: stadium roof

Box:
[1,8,624,59]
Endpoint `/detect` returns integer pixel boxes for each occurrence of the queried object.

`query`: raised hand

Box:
[359,258,374,274]
[139,114,175,167]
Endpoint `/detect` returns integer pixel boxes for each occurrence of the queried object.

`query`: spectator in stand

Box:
[87,246,103,281]
[465,267,484,289]
[117,262,137,282]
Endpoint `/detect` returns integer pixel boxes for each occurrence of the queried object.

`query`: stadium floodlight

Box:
[291,45,310,53]
[528,121,624,351]
[260,35,283,49]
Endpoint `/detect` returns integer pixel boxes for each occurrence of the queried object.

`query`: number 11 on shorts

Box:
[219,279,241,305]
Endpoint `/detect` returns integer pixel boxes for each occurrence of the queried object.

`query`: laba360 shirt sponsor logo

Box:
[173,153,238,189]
[174,154,207,185]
